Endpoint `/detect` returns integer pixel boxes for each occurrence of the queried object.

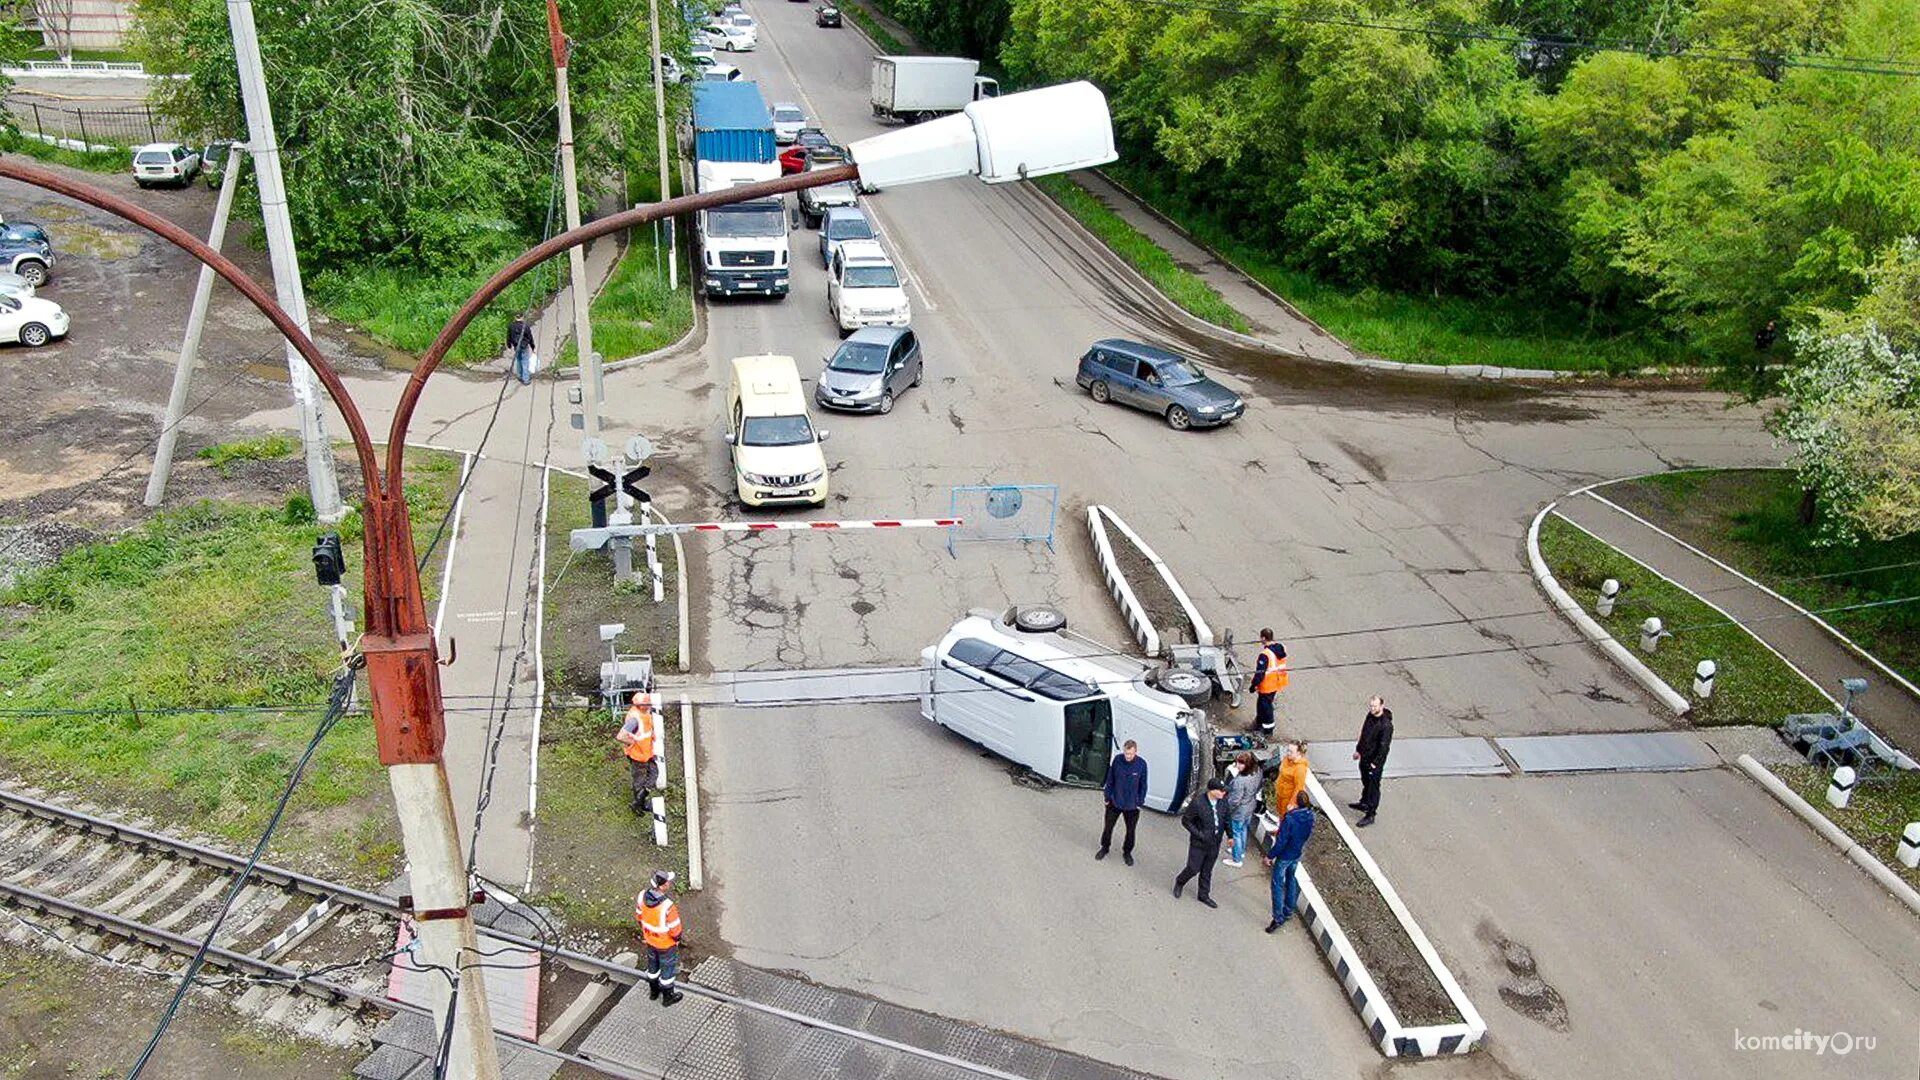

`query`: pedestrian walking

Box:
[1755,319,1778,353]
[506,316,537,385]
[1350,696,1393,827]
[1248,629,1288,734]
[1224,753,1260,867]
[617,689,661,815]
[1271,741,1309,829]
[1096,738,1149,865]
[1263,792,1315,932]
[1173,779,1228,908]
[635,870,684,1006]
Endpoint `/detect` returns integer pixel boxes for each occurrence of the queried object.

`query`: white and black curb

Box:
[1527,501,1691,715]
[1293,771,1487,1056]
[1735,755,1920,918]
[1087,504,1215,652]
[1086,505,1160,658]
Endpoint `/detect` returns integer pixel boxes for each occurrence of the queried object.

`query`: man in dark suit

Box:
[1350,696,1393,827]
[1173,779,1228,908]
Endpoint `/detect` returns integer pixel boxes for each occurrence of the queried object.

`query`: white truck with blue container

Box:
[692,81,791,298]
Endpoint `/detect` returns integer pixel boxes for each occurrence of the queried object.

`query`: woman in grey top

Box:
[1224,752,1262,867]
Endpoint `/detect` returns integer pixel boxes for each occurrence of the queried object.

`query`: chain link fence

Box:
[7,98,170,148]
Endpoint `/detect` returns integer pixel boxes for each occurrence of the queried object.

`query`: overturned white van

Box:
[920,606,1214,812]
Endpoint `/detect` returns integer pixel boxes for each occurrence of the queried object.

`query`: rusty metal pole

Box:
[0,157,859,1077]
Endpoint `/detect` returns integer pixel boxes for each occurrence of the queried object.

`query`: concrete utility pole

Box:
[146,145,249,508]
[648,0,676,290]
[225,0,345,522]
[548,0,603,460]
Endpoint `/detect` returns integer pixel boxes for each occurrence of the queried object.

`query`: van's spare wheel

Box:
[1154,665,1213,707]
[1010,605,1067,633]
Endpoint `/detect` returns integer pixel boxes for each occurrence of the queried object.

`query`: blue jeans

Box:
[1227,818,1249,862]
[513,343,535,385]
[1270,858,1300,924]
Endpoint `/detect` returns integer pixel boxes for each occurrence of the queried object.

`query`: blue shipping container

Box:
[692,81,775,164]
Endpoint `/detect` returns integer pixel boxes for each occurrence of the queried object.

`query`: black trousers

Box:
[1100,804,1139,854]
[630,757,660,808]
[1358,760,1385,814]
[1174,838,1219,899]
[1254,692,1276,730]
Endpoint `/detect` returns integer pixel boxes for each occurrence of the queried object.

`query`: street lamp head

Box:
[1842,677,1869,695]
[848,81,1117,190]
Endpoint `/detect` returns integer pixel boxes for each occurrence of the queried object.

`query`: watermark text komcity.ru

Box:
[1734,1029,1877,1055]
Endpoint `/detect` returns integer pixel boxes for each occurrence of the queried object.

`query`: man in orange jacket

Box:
[1248,629,1288,735]
[635,869,684,1006]
[617,690,661,815]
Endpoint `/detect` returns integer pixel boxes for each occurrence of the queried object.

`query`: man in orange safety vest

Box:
[1249,628,1288,735]
[635,869,684,1006]
[617,690,661,815]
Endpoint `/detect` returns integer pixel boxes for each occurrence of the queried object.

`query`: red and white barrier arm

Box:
[571,517,962,550]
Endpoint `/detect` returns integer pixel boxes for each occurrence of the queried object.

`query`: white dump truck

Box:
[869,56,999,123]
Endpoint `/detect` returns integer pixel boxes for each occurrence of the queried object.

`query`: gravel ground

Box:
[1298,809,1461,1028]
[1105,520,1196,646]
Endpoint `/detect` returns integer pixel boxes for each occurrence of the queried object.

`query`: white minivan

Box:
[725,355,830,508]
[921,607,1210,812]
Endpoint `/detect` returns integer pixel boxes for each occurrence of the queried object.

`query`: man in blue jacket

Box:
[1264,792,1315,932]
[1096,739,1149,866]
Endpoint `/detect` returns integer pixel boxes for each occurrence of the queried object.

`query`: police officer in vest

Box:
[636,869,684,1006]
[617,690,660,815]
[1249,629,1289,735]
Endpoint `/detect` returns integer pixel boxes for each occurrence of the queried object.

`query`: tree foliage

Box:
[999,0,1920,368]
[1774,239,1920,542]
[130,0,669,274]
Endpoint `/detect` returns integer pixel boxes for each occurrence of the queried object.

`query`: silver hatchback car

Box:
[815,326,923,415]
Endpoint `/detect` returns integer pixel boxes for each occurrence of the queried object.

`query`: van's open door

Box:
[1060,699,1113,786]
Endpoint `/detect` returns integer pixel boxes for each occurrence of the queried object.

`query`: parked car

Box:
[132,142,202,188]
[816,327,923,415]
[816,4,842,27]
[0,222,52,251]
[1074,338,1244,430]
[700,59,744,82]
[819,205,877,267]
[0,234,53,288]
[703,19,756,51]
[0,270,37,298]
[0,291,68,347]
[201,139,239,189]
[826,239,909,336]
[770,103,807,145]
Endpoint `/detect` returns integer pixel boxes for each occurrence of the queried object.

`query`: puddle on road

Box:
[242,362,289,383]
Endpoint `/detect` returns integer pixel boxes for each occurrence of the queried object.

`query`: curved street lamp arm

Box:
[385,162,860,491]
[0,159,384,494]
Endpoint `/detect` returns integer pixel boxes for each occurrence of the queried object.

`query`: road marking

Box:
[431,451,474,642]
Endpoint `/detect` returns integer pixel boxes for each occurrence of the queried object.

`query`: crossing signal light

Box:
[312,532,345,586]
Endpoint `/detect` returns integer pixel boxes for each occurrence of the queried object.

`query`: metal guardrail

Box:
[7,99,166,148]
[14,59,146,74]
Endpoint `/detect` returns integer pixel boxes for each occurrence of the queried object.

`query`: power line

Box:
[123,663,359,1079]
[1102,0,1920,77]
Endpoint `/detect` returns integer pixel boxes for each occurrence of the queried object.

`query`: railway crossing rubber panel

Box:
[580,957,1161,1079]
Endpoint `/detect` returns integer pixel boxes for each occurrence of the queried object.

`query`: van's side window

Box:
[947,638,999,669]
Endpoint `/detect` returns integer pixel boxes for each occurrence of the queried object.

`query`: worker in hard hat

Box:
[635,869,684,1006]
[616,689,661,815]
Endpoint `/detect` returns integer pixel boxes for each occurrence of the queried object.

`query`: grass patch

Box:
[1538,513,1829,726]
[1606,469,1920,688]
[560,227,693,368]
[1035,174,1252,335]
[1104,164,1679,373]
[25,47,143,65]
[0,452,459,871]
[1774,763,1920,890]
[3,136,132,174]
[197,433,296,472]
[308,247,554,368]
[844,1,908,54]
[532,469,686,944]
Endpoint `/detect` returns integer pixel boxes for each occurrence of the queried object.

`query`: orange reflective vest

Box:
[1256,646,1289,694]
[622,697,657,762]
[636,894,682,950]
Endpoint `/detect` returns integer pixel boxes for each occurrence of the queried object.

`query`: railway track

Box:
[0,783,407,1046]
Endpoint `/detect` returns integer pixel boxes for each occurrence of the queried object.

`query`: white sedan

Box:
[0,292,68,346]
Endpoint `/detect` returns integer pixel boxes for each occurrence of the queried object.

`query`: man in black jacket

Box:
[1173,779,1228,908]
[1351,696,1393,827]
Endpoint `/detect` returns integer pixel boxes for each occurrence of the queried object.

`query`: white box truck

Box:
[870,56,999,123]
